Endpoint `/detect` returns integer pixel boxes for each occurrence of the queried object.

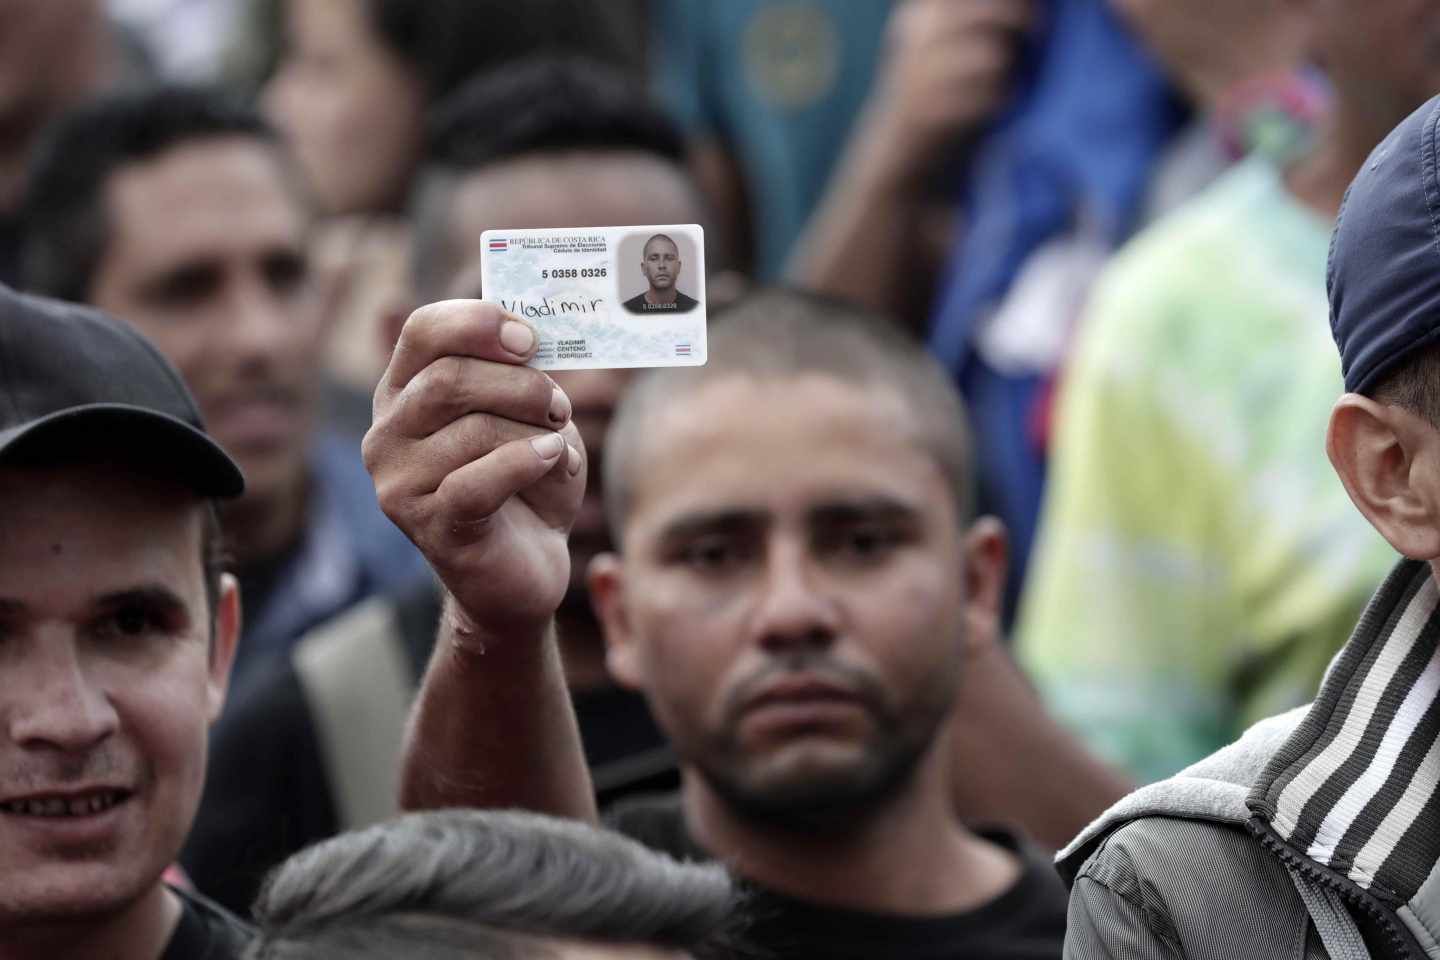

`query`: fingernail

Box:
[500,321,535,356]
[548,387,571,424]
[530,433,565,460]
[565,443,583,476]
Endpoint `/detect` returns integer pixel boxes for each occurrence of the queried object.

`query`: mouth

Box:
[0,789,131,819]
[209,391,304,449]
[749,675,860,707]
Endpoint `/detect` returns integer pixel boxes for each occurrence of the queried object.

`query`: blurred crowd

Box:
[3,0,1440,958]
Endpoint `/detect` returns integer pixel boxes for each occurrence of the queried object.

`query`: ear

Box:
[206,573,241,723]
[961,516,1008,654]
[587,552,646,691]
[1327,394,1440,559]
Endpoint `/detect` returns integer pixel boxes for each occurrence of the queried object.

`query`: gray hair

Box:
[244,809,738,959]
[604,288,975,543]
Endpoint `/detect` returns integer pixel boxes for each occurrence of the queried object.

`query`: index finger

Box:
[382,299,539,395]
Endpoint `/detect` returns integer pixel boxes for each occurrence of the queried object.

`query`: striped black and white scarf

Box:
[1249,559,1440,956]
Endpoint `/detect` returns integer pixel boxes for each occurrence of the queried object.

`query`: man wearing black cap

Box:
[1061,92,1440,960]
[0,284,252,958]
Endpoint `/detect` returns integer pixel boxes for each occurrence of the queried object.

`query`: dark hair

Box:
[605,288,977,540]
[19,85,282,302]
[1368,341,1440,425]
[411,57,691,300]
[424,57,684,171]
[246,809,740,959]
[362,0,636,105]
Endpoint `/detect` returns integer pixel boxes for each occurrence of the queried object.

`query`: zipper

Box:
[1248,817,1419,959]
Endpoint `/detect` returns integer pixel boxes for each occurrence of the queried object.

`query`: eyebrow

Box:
[91,585,191,614]
[652,496,924,545]
[807,496,923,528]
[0,586,193,623]
[654,508,768,547]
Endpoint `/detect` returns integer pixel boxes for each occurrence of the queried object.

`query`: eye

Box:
[675,535,752,574]
[817,524,903,565]
[264,251,310,294]
[104,605,155,638]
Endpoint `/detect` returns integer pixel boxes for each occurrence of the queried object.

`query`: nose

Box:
[229,282,295,363]
[7,637,119,752]
[752,538,840,654]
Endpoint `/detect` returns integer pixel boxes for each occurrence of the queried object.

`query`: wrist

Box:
[441,591,555,665]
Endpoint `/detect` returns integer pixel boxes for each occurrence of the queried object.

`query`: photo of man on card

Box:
[622,232,699,314]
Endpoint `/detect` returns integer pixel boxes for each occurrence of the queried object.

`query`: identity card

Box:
[480,224,707,369]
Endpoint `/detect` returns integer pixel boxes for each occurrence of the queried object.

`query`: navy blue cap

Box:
[0,284,245,498]
[1329,94,1440,395]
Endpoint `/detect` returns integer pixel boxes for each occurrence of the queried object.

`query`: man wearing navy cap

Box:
[1061,92,1440,960]
[0,285,252,958]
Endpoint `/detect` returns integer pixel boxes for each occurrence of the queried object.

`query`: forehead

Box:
[449,154,698,242]
[0,465,205,608]
[442,153,700,298]
[644,237,678,256]
[101,136,306,272]
[623,373,955,539]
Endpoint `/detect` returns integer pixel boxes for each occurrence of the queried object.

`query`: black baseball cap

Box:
[1329,93,1440,395]
[0,284,245,498]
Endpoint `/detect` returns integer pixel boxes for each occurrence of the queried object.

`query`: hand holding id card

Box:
[481,225,707,369]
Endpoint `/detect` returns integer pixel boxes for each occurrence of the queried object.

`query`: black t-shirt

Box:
[606,793,1067,959]
[621,290,699,313]
[160,885,254,960]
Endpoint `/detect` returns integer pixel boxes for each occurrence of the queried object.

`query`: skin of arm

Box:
[363,300,596,822]
[786,0,1033,314]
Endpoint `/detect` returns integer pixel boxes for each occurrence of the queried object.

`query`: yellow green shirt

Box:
[1017,158,1397,784]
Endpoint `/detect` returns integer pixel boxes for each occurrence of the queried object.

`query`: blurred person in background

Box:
[0,287,252,960]
[17,86,425,706]
[181,59,703,915]
[257,0,639,438]
[244,809,740,959]
[834,0,1313,623]
[1019,0,1440,783]
[0,0,150,284]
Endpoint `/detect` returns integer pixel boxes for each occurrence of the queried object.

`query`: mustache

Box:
[720,651,886,725]
[209,381,304,410]
[0,750,134,796]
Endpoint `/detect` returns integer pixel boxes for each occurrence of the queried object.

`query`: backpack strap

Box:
[1291,870,1372,960]
[292,595,413,831]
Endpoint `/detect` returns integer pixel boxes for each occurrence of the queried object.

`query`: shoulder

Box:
[602,790,708,862]
[675,291,699,311]
[1069,817,1312,959]
[165,885,256,960]
[1080,159,1324,355]
[621,292,649,312]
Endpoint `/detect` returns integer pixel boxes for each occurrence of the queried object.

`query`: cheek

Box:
[626,576,750,715]
[851,561,966,682]
[111,653,214,794]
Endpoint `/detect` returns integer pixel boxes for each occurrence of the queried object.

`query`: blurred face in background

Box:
[1312,0,1440,129]
[264,0,426,214]
[0,0,110,205]
[1107,0,1311,107]
[89,136,325,524]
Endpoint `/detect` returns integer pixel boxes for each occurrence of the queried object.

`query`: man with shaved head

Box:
[622,233,698,314]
